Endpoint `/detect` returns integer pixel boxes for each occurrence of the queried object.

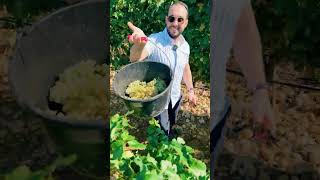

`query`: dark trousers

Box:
[210,106,231,179]
[155,96,183,136]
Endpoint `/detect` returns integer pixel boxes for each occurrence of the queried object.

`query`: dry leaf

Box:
[239,128,253,139]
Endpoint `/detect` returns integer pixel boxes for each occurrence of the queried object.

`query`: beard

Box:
[167,26,182,39]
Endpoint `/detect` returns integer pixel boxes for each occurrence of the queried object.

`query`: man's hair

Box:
[169,1,189,18]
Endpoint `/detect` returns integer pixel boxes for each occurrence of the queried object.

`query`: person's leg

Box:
[210,106,231,179]
[155,102,172,136]
[155,96,183,138]
[168,96,183,137]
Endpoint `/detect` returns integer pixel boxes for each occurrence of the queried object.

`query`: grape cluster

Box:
[49,60,107,120]
[125,78,166,99]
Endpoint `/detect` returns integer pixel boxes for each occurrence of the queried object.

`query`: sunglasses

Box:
[168,16,184,23]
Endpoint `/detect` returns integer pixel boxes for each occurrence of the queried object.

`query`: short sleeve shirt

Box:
[144,28,190,108]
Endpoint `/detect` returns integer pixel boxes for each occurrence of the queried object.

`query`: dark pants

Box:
[155,96,183,136]
[210,106,231,179]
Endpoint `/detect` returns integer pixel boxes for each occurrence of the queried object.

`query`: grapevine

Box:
[110,112,209,180]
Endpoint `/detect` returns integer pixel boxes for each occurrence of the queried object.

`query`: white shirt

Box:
[210,0,250,131]
[145,28,190,108]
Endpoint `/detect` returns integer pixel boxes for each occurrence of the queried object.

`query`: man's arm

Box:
[127,22,149,62]
[129,44,149,62]
[183,63,194,90]
[232,2,274,132]
[183,63,197,105]
[232,2,266,91]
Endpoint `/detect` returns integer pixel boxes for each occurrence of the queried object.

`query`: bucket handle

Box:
[127,35,147,42]
[127,34,175,73]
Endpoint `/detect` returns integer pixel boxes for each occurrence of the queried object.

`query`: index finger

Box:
[127,22,137,31]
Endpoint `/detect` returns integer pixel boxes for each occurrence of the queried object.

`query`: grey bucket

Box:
[113,61,173,117]
[8,0,107,177]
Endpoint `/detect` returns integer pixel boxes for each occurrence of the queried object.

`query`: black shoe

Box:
[168,131,177,140]
[168,126,183,140]
[172,126,182,136]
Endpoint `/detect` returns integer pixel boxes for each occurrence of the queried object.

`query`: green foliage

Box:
[1,154,76,180]
[252,0,320,68]
[1,0,319,79]
[155,78,166,94]
[0,0,65,27]
[110,0,211,82]
[110,112,209,179]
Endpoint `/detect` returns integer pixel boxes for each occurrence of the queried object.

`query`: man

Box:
[210,0,275,178]
[127,1,197,138]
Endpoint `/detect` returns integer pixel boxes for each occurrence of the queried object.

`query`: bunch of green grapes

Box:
[125,78,166,99]
[49,60,107,120]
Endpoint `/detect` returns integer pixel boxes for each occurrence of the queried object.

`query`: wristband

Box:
[250,83,270,94]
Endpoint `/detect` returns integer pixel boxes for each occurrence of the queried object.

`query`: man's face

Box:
[166,4,188,39]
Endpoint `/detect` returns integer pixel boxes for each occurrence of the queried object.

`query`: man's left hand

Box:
[188,90,197,105]
[250,89,275,141]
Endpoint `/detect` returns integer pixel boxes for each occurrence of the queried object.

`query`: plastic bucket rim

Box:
[113,61,174,103]
[31,106,108,129]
